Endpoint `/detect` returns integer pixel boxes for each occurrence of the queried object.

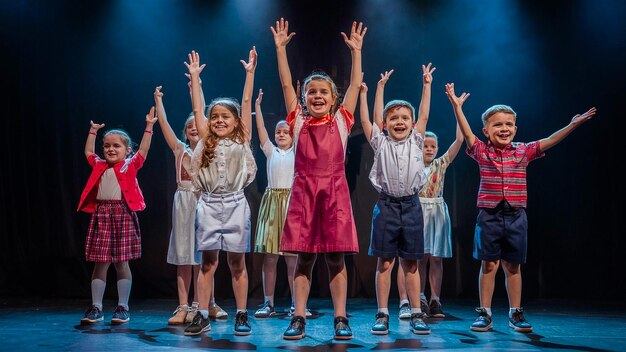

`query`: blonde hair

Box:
[200,98,247,167]
[424,131,438,146]
[181,113,195,144]
[481,104,516,126]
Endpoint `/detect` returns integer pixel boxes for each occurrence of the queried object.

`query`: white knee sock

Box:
[116,279,132,310]
[91,279,106,309]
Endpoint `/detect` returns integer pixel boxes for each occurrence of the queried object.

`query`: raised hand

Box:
[422,63,436,85]
[90,120,105,131]
[240,46,258,73]
[341,21,367,51]
[154,86,163,100]
[378,69,394,87]
[445,83,470,107]
[256,88,264,106]
[570,107,597,125]
[271,18,296,48]
[360,82,368,93]
[145,106,158,125]
[184,50,206,77]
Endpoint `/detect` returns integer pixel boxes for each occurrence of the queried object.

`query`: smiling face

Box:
[423,135,439,165]
[304,79,337,118]
[274,122,293,150]
[102,133,131,164]
[384,106,414,141]
[183,116,200,147]
[209,104,239,138]
[482,112,517,148]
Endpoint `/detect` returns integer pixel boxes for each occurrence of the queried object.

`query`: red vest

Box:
[77,153,146,213]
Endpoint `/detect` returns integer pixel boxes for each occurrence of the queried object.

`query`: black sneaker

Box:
[420,298,430,317]
[111,306,130,325]
[410,312,431,335]
[234,311,252,336]
[80,305,103,325]
[509,308,532,333]
[283,315,306,340]
[370,312,389,335]
[184,312,211,336]
[334,316,353,340]
[254,301,275,318]
[429,300,445,318]
[470,307,492,332]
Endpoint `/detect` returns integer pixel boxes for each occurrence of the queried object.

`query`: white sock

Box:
[399,299,410,308]
[509,307,520,317]
[430,296,440,302]
[237,309,247,314]
[378,307,389,314]
[420,292,427,300]
[483,307,492,316]
[91,279,106,309]
[200,309,209,319]
[116,279,132,310]
[411,307,422,314]
[265,296,274,306]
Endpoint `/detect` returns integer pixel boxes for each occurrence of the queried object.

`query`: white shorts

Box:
[195,190,251,253]
[420,197,452,258]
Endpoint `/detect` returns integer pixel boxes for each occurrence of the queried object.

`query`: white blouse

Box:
[261,140,294,189]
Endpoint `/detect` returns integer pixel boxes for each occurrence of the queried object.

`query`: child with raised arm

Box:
[361,64,435,336]
[77,107,157,325]
[182,48,257,337]
[445,83,596,333]
[153,86,226,325]
[395,122,464,320]
[271,18,365,340]
[251,88,300,319]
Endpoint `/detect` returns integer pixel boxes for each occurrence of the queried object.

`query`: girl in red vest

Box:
[77,107,157,325]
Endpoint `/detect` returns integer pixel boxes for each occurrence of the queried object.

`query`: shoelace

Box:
[236,313,250,327]
[172,305,187,315]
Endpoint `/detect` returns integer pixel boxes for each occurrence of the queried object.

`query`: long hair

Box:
[200,98,247,167]
[301,71,341,117]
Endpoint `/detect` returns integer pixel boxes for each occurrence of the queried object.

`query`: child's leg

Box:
[192,265,200,303]
[399,258,422,311]
[91,262,111,308]
[198,250,219,313]
[375,257,396,311]
[479,260,500,309]
[417,254,429,295]
[176,265,193,305]
[293,253,317,318]
[261,254,280,305]
[325,252,347,318]
[428,256,443,299]
[226,252,248,310]
[501,260,522,308]
[285,255,298,304]
[113,261,132,309]
[397,261,409,303]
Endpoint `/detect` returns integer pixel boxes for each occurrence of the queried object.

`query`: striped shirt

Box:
[466,139,544,209]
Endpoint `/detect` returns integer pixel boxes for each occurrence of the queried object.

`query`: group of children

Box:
[77,17,597,340]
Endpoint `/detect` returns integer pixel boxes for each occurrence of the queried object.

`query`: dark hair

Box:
[301,70,341,116]
[103,129,135,157]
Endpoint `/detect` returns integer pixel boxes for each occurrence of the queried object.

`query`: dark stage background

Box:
[2,0,624,303]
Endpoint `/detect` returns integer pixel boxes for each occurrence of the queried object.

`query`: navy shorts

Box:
[368,193,424,260]
[473,200,528,264]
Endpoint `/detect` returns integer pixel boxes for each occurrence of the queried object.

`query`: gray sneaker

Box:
[398,302,411,319]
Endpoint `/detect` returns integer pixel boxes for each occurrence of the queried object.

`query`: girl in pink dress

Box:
[271,17,366,340]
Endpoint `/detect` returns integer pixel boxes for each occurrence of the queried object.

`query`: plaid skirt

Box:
[85,200,142,263]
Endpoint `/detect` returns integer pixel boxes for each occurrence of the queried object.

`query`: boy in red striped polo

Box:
[445,83,596,333]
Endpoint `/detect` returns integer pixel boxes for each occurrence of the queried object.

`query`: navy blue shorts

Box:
[473,200,528,264]
[368,193,424,260]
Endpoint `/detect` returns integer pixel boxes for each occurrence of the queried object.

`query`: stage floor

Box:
[1,297,624,351]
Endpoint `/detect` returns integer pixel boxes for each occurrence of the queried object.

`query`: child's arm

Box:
[444,83,474,148]
[137,106,158,159]
[446,123,465,163]
[271,18,297,114]
[415,63,436,137]
[184,50,209,138]
[539,107,596,152]
[359,80,373,142]
[341,21,367,114]
[255,89,270,147]
[84,120,105,159]
[373,69,393,131]
[154,86,181,152]
[185,73,206,113]
[240,46,257,142]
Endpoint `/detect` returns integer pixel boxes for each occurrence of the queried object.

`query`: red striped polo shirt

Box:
[466,139,544,209]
